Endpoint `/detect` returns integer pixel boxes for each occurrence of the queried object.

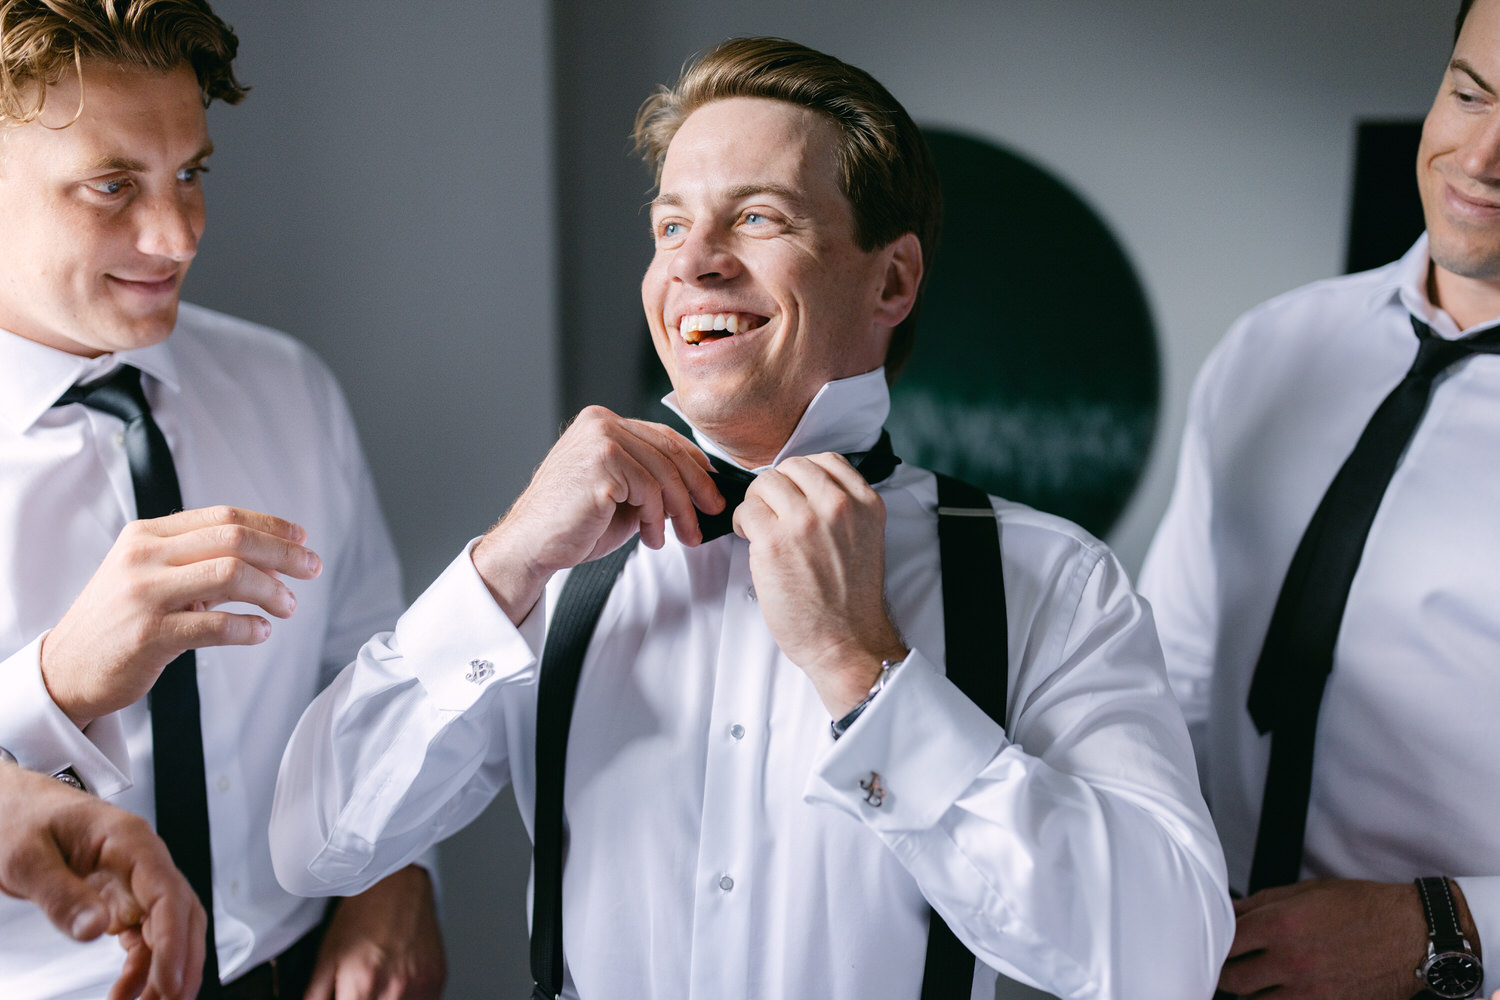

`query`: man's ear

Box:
[873,232,923,330]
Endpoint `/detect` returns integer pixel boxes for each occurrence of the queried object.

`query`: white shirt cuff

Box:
[399,540,541,710]
[803,648,1006,832]
[0,633,130,796]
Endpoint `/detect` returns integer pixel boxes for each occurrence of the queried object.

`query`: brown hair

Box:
[634,36,942,379]
[0,0,245,124]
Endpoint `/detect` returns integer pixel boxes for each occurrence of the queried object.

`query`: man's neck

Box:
[1428,262,1500,331]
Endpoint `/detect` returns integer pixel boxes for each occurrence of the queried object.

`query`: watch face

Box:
[1426,952,1484,999]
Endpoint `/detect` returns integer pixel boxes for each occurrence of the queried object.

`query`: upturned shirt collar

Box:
[663,367,891,474]
[1380,233,1500,338]
[0,326,180,436]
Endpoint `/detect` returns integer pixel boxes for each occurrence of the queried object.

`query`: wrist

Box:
[470,526,552,625]
[37,634,95,732]
[817,638,908,718]
[830,654,907,738]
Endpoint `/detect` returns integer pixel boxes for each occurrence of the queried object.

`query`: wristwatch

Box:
[1415,876,1484,999]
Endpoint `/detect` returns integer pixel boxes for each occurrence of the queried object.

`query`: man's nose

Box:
[668,225,741,283]
[1459,114,1500,184]
[136,191,203,262]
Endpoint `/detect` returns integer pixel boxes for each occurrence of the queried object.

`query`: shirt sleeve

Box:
[1138,343,1228,770]
[0,633,130,797]
[270,542,538,898]
[1453,877,1499,996]
[805,538,1234,999]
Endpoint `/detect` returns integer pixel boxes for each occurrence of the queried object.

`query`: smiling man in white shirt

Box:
[1140,2,1500,998]
[273,36,1231,999]
[0,2,443,997]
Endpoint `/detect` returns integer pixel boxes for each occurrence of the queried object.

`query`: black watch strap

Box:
[1417,876,1469,955]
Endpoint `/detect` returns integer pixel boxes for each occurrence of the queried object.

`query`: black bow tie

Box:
[694,430,900,541]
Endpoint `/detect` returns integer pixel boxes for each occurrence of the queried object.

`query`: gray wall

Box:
[186,2,1454,995]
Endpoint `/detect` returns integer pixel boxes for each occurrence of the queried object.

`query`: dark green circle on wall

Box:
[891,128,1159,537]
[635,128,1159,540]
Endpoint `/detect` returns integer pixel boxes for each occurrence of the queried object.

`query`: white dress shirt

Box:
[0,304,404,999]
[1140,235,1500,993]
[273,369,1231,1000]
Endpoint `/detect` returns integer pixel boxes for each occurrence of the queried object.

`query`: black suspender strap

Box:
[528,472,1007,999]
[921,473,1009,1000]
[530,538,639,1000]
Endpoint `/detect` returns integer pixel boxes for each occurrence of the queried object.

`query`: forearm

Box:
[271,544,535,896]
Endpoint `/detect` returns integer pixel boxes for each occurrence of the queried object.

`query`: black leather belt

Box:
[221,922,325,1000]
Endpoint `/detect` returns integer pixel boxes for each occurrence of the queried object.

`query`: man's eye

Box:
[86,178,127,195]
[178,165,210,183]
[743,212,766,224]
[659,221,683,239]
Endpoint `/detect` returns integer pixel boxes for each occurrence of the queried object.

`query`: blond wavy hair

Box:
[0,0,244,124]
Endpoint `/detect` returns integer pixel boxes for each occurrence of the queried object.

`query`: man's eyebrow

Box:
[649,183,807,211]
[81,143,215,173]
[1451,58,1496,96]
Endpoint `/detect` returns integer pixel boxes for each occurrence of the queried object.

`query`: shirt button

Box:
[729,724,746,741]
[718,875,735,892]
[113,431,126,447]
[217,776,231,792]
[746,585,757,602]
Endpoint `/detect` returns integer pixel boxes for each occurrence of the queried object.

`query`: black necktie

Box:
[1245,316,1500,893]
[55,365,221,993]
[693,430,901,541]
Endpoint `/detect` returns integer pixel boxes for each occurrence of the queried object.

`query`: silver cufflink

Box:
[465,659,494,684]
[860,772,887,808]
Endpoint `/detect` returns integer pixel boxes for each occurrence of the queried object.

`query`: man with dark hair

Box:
[0,2,443,996]
[274,36,1231,998]
[1140,1,1500,997]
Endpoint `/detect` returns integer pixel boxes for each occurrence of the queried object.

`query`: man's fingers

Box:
[108,933,151,1000]
[164,609,273,649]
[4,842,110,941]
[1217,947,1279,997]
[301,951,337,1000]
[142,505,308,546]
[159,519,322,582]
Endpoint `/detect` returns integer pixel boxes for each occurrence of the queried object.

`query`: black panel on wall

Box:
[890,129,1159,538]
[1345,120,1425,274]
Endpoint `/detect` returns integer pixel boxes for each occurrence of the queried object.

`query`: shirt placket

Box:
[689,539,771,999]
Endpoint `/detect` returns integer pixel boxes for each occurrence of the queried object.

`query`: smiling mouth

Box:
[110,274,180,293]
[677,312,768,345]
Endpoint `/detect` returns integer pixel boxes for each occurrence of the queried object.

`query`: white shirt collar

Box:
[663,368,891,473]
[1381,233,1500,338]
[0,326,180,435]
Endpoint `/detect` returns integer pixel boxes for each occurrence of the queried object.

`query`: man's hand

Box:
[732,452,906,717]
[1220,877,1461,999]
[471,406,722,623]
[303,865,445,1000]
[41,506,322,729]
[0,764,205,1000]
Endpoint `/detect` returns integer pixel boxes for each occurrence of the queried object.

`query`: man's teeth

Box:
[678,313,756,344]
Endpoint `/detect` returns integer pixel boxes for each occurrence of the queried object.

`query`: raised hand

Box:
[732,452,906,717]
[471,407,722,623]
[41,506,322,729]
